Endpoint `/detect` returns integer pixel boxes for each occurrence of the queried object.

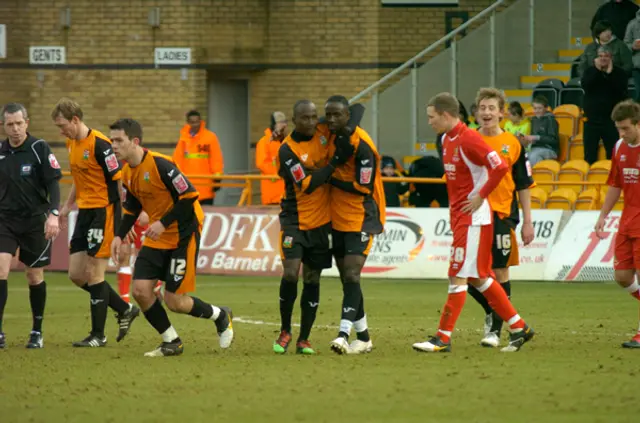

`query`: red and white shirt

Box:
[607,139,640,236]
[442,122,508,227]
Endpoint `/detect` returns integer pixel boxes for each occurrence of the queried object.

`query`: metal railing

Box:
[59,171,606,210]
[349,0,593,155]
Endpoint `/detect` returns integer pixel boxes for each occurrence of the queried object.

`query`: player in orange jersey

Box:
[109,118,233,357]
[467,88,536,348]
[53,98,139,348]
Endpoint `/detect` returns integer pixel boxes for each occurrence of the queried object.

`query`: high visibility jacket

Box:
[172,121,224,201]
[255,128,285,205]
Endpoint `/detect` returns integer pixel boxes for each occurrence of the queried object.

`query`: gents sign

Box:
[29,46,66,64]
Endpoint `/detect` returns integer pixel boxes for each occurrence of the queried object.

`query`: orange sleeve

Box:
[208,132,224,175]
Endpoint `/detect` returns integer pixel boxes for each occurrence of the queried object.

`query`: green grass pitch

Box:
[0,274,637,423]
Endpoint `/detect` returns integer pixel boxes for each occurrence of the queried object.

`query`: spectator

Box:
[581,44,629,163]
[579,20,633,78]
[591,0,639,41]
[255,111,287,205]
[408,156,449,208]
[468,104,480,130]
[624,9,640,101]
[504,101,531,139]
[380,155,409,207]
[518,96,559,166]
[172,110,224,205]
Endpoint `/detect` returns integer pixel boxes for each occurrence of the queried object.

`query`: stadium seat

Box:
[560,78,584,108]
[568,134,584,161]
[545,188,577,210]
[575,188,600,210]
[533,78,565,109]
[553,104,580,137]
[597,143,607,161]
[529,186,548,209]
[558,133,569,162]
[558,159,589,193]
[532,160,561,194]
[587,160,611,186]
[524,105,535,117]
[577,117,585,135]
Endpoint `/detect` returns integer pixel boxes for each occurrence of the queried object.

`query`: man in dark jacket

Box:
[581,44,629,163]
[381,156,409,208]
[579,20,633,78]
[591,0,639,41]
[519,96,559,166]
[408,156,448,208]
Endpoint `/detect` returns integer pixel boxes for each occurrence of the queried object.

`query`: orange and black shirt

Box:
[67,129,121,209]
[481,131,534,226]
[329,127,386,234]
[276,128,332,231]
[120,150,203,250]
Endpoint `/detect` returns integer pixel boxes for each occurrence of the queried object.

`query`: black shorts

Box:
[279,223,332,270]
[0,214,51,268]
[332,229,374,258]
[133,232,200,294]
[492,213,519,269]
[70,204,120,258]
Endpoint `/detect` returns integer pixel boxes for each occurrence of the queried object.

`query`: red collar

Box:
[445,121,466,139]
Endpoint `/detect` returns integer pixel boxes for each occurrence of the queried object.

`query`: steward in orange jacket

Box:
[172,110,224,205]
[255,111,287,205]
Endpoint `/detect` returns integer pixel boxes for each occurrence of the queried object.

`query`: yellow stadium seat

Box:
[558,133,569,162]
[553,105,580,138]
[587,160,611,187]
[558,159,589,194]
[597,143,607,161]
[575,188,600,210]
[568,134,584,161]
[524,105,534,117]
[613,199,624,210]
[529,186,548,209]
[546,188,578,210]
[532,160,561,194]
[577,117,585,135]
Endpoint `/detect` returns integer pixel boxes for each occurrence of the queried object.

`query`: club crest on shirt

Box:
[48,153,61,169]
[283,236,293,248]
[105,153,119,172]
[501,144,509,156]
[320,136,327,145]
[82,149,90,160]
[20,164,32,176]
[143,172,150,182]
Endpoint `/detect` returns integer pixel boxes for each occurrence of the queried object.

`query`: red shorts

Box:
[613,232,640,270]
[448,223,493,279]
[132,223,147,250]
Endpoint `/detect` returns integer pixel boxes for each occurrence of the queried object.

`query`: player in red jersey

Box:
[595,100,640,349]
[412,92,534,353]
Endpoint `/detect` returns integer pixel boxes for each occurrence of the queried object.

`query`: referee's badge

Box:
[20,164,32,176]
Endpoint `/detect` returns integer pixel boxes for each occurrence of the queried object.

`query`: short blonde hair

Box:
[475,87,506,111]
[427,92,459,118]
[51,97,83,121]
[611,100,640,124]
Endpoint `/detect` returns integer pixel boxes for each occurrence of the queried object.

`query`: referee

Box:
[0,103,62,349]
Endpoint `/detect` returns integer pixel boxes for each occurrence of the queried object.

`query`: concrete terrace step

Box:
[520,75,570,89]
[558,49,582,63]
[504,89,532,105]
[570,37,592,49]
[531,63,572,77]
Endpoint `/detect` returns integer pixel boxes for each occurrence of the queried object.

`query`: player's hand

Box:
[44,214,60,240]
[125,227,137,244]
[145,221,166,241]
[461,195,484,214]
[331,134,355,166]
[138,211,150,227]
[521,221,534,246]
[595,217,607,239]
[111,236,123,265]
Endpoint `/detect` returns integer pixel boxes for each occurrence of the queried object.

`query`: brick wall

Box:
[0,0,503,158]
